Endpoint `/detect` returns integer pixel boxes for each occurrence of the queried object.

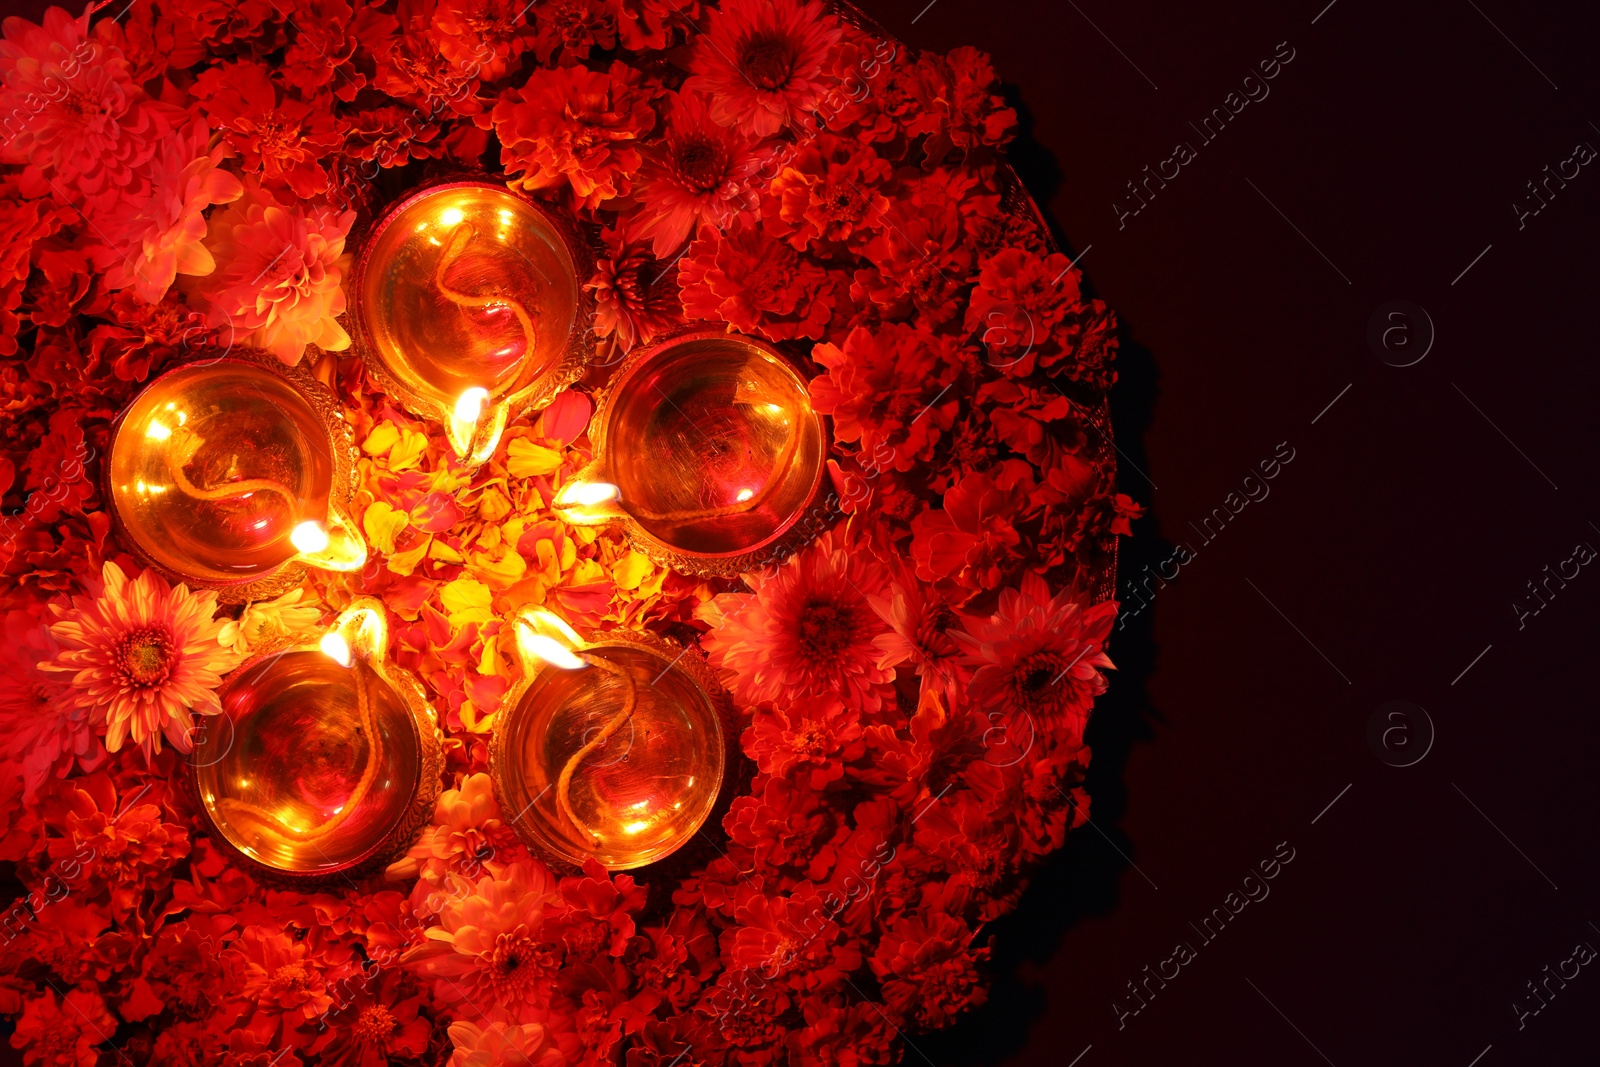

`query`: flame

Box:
[145,420,171,441]
[515,608,587,670]
[320,631,352,667]
[290,520,331,553]
[554,480,620,508]
[454,386,490,424]
[735,487,754,503]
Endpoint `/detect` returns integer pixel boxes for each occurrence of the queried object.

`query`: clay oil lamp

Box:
[352,180,594,467]
[551,328,827,576]
[107,351,366,604]
[490,608,732,871]
[191,599,442,884]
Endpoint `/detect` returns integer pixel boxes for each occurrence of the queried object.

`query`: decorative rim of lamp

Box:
[554,326,833,579]
[104,347,366,606]
[348,176,598,468]
[488,607,738,873]
[186,599,444,888]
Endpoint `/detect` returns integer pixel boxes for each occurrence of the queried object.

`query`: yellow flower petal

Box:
[362,501,409,555]
[506,439,563,478]
[362,422,400,456]
[388,428,430,471]
[441,578,494,626]
[387,537,430,576]
[611,550,653,591]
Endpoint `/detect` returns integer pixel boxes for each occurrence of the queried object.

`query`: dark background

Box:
[3,1,1598,1065]
[851,1,1600,1065]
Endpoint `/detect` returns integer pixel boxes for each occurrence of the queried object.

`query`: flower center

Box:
[677,137,725,191]
[796,599,853,659]
[355,1004,397,1042]
[118,626,174,687]
[488,930,549,999]
[269,962,310,994]
[740,34,796,91]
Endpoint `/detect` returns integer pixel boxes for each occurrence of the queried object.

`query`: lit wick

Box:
[516,612,643,847]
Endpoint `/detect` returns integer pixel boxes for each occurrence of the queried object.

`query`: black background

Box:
[4,1,1599,1065]
[851,1,1600,1065]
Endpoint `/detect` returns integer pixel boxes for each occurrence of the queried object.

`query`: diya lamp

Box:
[551,328,828,577]
[490,608,733,871]
[191,599,443,884]
[107,351,366,604]
[352,179,595,467]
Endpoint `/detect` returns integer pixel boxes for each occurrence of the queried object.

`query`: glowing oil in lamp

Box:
[552,329,826,575]
[491,610,729,871]
[108,356,365,601]
[354,181,591,465]
[192,601,441,882]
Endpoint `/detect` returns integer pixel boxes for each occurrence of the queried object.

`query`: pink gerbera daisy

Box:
[684,0,843,138]
[953,573,1116,728]
[0,608,105,799]
[634,89,773,258]
[697,532,893,712]
[43,561,238,759]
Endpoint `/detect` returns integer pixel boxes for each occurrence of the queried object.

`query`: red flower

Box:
[954,572,1117,729]
[966,246,1118,384]
[724,775,834,874]
[584,226,685,356]
[684,0,843,138]
[0,608,104,799]
[307,970,433,1067]
[786,999,897,1067]
[493,61,656,212]
[9,987,115,1067]
[0,8,178,205]
[697,532,892,712]
[434,0,538,81]
[0,181,72,356]
[634,89,773,258]
[869,910,988,1028]
[763,135,893,255]
[531,0,617,67]
[742,696,864,790]
[851,195,973,326]
[678,216,835,342]
[910,459,1033,593]
[192,61,344,200]
[809,323,963,473]
[726,885,861,988]
[893,47,1016,165]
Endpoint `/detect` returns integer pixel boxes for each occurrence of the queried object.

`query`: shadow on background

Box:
[931,88,1169,1065]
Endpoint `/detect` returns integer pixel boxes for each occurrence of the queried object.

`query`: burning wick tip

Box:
[290,520,331,554]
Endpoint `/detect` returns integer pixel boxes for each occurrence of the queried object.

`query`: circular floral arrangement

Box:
[0,1,1141,1065]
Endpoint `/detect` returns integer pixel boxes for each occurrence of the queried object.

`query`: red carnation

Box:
[910,459,1034,594]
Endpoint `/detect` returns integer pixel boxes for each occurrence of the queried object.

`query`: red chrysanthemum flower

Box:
[185,179,355,365]
[0,608,105,799]
[0,7,178,204]
[954,572,1117,728]
[742,696,864,790]
[697,532,892,711]
[584,226,685,357]
[684,0,843,138]
[493,61,656,212]
[678,216,835,342]
[867,564,972,700]
[634,90,773,258]
[308,970,433,1067]
[808,322,964,473]
[965,246,1117,383]
[530,0,617,66]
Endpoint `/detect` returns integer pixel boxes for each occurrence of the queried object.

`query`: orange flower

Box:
[684,0,842,138]
[44,561,237,759]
